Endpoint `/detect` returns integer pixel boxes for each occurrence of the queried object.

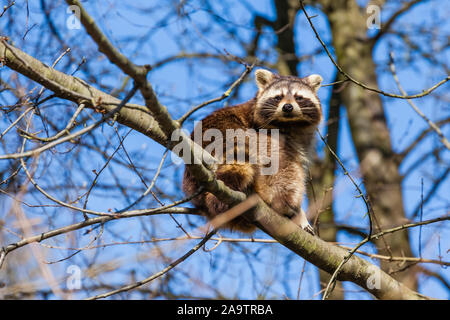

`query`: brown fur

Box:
[183,70,323,233]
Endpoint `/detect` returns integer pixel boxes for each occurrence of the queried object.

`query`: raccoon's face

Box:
[253,69,323,128]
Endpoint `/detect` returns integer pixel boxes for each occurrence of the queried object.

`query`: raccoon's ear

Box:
[305,74,323,92]
[255,69,275,90]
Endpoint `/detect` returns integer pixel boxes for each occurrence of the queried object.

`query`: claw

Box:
[303,224,315,236]
[291,211,315,236]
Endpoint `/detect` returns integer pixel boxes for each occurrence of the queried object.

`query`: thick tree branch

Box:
[0,36,428,300]
[63,0,245,207]
[0,38,167,145]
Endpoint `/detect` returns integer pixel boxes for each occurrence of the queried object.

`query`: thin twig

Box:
[86,229,216,300]
[388,52,450,151]
[177,63,255,124]
[0,1,15,18]
[299,1,449,100]
[323,215,449,299]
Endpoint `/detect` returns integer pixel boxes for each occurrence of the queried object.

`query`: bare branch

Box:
[388,53,450,151]
[299,1,449,99]
[86,229,217,300]
[371,0,425,44]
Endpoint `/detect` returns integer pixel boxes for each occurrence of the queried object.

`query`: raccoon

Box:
[182,69,323,234]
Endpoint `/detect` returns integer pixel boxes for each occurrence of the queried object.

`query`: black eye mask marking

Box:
[272,95,283,103]
[295,96,315,108]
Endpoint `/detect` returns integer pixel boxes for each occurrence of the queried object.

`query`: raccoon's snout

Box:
[282,104,293,113]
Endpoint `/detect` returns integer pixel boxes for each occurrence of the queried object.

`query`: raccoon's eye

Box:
[273,95,282,102]
[295,95,304,102]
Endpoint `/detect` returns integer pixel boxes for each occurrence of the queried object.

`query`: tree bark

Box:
[269,1,346,298]
[320,0,417,289]
[309,74,345,299]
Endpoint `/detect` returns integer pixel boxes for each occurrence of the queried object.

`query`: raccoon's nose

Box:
[282,104,293,113]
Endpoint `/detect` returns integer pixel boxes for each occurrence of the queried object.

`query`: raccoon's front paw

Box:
[302,223,315,236]
[291,210,315,236]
